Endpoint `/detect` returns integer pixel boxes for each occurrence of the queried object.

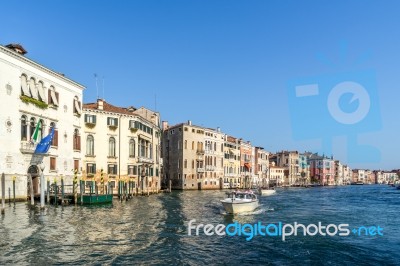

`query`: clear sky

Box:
[2,0,400,170]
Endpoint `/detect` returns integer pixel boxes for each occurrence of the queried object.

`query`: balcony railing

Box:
[138,157,154,164]
[196,149,205,155]
[206,165,216,171]
[20,141,35,154]
[197,168,205,173]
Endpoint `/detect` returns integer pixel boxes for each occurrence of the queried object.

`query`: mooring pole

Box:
[13,176,16,204]
[47,178,50,204]
[40,165,45,210]
[1,173,5,214]
[61,176,64,205]
[74,169,78,205]
[29,174,34,206]
[80,180,84,205]
[54,178,58,206]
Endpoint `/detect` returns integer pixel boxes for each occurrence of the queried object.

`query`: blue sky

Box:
[2,0,400,170]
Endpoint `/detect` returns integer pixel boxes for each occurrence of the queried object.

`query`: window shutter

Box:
[55,92,59,105]
[94,164,96,174]
[54,130,58,147]
[115,165,118,174]
[115,118,118,127]
[77,135,81,151]
[48,90,52,104]
[107,117,110,125]
[93,115,96,124]
[84,114,88,122]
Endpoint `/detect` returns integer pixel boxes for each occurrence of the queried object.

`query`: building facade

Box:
[223,135,241,188]
[0,44,84,199]
[275,151,300,186]
[254,147,270,188]
[240,141,253,188]
[309,153,335,185]
[81,99,162,194]
[162,121,223,190]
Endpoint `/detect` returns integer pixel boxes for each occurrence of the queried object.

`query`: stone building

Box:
[82,99,162,194]
[223,135,241,188]
[162,121,223,190]
[0,43,84,199]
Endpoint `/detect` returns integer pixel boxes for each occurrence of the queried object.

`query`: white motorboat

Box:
[220,191,259,214]
[258,188,276,196]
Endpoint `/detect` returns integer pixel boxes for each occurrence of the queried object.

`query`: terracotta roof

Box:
[83,100,136,116]
[5,43,27,54]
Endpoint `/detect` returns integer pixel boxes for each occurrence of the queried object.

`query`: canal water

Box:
[0,185,399,265]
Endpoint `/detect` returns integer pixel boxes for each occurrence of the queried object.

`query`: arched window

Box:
[29,117,36,140]
[73,129,81,151]
[37,81,45,102]
[129,138,135,158]
[20,75,30,96]
[29,77,38,100]
[109,137,116,157]
[21,115,28,141]
[49,122,58,147]
[86,135,94,156]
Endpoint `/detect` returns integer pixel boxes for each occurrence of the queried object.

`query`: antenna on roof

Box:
[94,73,99,100]
[102,76,105,100]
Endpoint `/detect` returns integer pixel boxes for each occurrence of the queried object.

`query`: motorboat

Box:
[258,187,276,196]
[220,190,259,214]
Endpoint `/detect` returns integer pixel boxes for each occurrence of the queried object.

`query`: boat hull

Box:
[259,189,276,196]
[221,200,259,214]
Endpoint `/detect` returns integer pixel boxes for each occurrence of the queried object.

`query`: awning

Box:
[29,78,38,100]
[20,75,30,96]
[74,99,82,114]
[50,90,59,106]
[244,163,251,169]
[37,82,45,101]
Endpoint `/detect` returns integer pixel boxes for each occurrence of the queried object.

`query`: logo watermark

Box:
[287,43,382,163]
[187,220,383,242]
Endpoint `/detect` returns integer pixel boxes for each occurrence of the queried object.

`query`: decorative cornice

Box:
[0,45,85,90]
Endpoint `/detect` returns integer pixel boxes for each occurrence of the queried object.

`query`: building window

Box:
[73,129,81,151]
[20,74,30,96]
[86,135,94,156]
[48,86,59,106]
[185,140,187,149]
[74,160,79,172]
[29,77,38,100]
[128,165,137,175]
[84,114,96,124]
[21,115,28,141]
[192,160,195,169]
[49,122,58,147]
[86,163,96,175]
[184,159,188,169]
[192,141,194,150]
[73,96,82,115]
[129,138,135,158]
[109,137,116,157]
[29,117,36,140]
[107,117,118,127]
[50,157,56,171]
[108,164,118,175]
[149,143,153,159]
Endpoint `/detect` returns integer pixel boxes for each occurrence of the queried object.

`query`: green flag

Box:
[31,120,41,143]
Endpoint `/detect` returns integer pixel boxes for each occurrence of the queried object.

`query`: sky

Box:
[2,0,400,170]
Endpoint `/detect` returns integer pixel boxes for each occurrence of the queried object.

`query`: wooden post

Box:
[80,180,84,205]
[74,169,78,205]
[8,187,11,205]
[61,177,64,205]
[13,176,16,204]
[29,174,34,206]
[47,179,50,204]
[54,178,58,206]
[1,173,5,214]
[169,179,172,193]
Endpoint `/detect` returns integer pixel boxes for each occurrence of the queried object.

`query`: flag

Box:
[31,120,42,143]
[34,127,55,154]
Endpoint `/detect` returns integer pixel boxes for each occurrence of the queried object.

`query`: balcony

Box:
[196,149,205,155]
[20,141,35,154]
[206,165,216,171]
[138,157,154,164]
[197,168,205,173]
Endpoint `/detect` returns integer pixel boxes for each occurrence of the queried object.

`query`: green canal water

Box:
[0,185,399,265]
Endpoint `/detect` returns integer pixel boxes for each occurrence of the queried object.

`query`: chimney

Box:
[162,121,169,130]
[188,120,192,126]
[5,43,27,55]
[97,99,104,110]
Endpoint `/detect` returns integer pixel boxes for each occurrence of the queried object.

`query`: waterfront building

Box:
[382,172,398,184]
[334,160,344,185]
[342,165,352,185]
[309,153,335,185]
[254,147,270,187]
[0,43,84,199]
[240,140,253,188]
[162,121,223,190]
[299,152,311,185]
[275,151,300,186]
[268,162,285,186]
[223,135,241,189]
[81,99,162,194]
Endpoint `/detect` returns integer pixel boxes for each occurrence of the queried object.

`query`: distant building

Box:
[223,136,241,188]
[82,99,162,194]
[275,151,300,186]
[0,43,84,199]
[268,162,285,186]
[254,147,270,187]
[309,153,335,185]
[240,140,253,188]
[299,152,311,185]
[162,121,223,190]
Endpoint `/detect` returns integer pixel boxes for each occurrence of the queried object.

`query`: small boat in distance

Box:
[258,187,276,196]
[221,190,259,214]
